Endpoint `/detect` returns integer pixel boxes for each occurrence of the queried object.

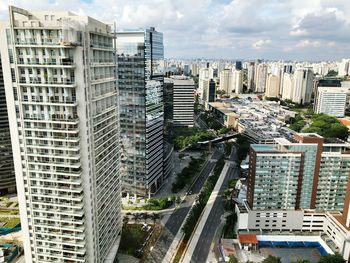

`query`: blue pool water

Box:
[258,241,328,256]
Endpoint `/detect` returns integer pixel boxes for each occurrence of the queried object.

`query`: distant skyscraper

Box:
[265,74,280,98]
[116,28,164,197]
[292,68,314,105]
[0,55,16,195]
[284,64,293,74]
[183,64,190,76]
[235,61,242,70]
[255,63,268,93]
[337,59,349,77]
[0,6,122,262]
[190,63,199,76]
[202,79,216,109]
[314,86,348,117]
[198,67,213,100]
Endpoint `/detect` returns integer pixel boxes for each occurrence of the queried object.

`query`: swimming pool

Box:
[259,240,328,256]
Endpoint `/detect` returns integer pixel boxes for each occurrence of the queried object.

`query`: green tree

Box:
[318,253,345,263]
[262,255,282,263]
[325,70,338,77]
[229,255,238,263]
[292,260,310,263]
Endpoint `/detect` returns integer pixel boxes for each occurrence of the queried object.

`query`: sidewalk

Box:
[181,162,231,263]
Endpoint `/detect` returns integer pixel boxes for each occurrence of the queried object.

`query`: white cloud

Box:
[252,39,271,49]
[0,0,349,60]
[296,40,321,48]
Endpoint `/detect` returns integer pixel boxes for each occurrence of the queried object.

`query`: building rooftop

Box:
[239,234,258,244]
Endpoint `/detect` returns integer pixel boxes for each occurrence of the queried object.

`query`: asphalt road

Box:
[190,146,239,263]
[146,150,222,263]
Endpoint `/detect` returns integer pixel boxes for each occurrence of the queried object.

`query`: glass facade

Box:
[117,28,164,197]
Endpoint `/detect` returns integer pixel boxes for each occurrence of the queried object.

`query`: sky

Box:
[0,0,349,61]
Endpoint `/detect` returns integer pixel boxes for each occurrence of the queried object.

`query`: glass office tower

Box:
[116,28,164,197]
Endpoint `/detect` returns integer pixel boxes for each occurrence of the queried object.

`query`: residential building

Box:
[202,79,216,110]
[247,62,255,91]
[219,69,233,95]
[0,55,16,195]
[247,133,350,211]
[337,59,349,77]
[265,74,279,98]
[255,63,268,93]
[190,63,199,76]
[314,86,348,117]
[116,27,164,197]
[198,67,213,100]
[292,68,314,105]
[0,6,122,262]
[281,73,294,101]
[233,70,243,95]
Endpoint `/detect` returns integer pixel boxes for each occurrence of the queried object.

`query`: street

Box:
[146,150,222,263]
[189,146,239,263]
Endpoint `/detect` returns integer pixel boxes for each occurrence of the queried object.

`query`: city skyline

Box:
[1,0,350,61]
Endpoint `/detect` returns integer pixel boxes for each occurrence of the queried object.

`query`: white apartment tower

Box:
[0,6,122,262]
[281,73,294,101]
[233,70,243,95]
[255,63,267,93]
[292,68,314,105]
[314,86,348,117]
[219,69,233,95]
[265,74,279,98]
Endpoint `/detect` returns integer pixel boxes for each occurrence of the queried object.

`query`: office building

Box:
[173,78,194,127]
[0,55,16,195]
[183,64,190,76]
[292,68,314,105]
[247,133,350,211]
[265,74,279,98]
[255,63,268,93]
[314,86,348,117]
[116,28,164,197]
[0,6,122,262]
[235,61,242,70]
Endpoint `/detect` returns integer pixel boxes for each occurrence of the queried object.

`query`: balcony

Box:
[17,59,75,67]
[19,79,76,87]
[90,43,114,51]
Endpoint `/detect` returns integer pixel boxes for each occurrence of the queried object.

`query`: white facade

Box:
[292,68,314,105]
[172,78,194,127]
[0,6,122,262]
[233,70,243,95]
[314,86,348,117]
[219,69,233,95]
[337,59,350,77]
[281,73,294,100]
[198,67,213,100]
[255,63,267,93]
[265,74,279,98]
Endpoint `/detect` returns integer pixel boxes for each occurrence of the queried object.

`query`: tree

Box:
[228,255,238,263]
[318,253,345,263]
[292,260,310,263]
[325,70,338,77]
[262,255,282,263]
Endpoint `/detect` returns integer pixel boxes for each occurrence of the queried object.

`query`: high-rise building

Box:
[190,63,199,76]
[314,86,348,117]
[233,70,243,95]
[265,74,279,98]
[292,68,314,105]
[247,62,255,91]
[337,59,349,77]
[202,78,216,109]
[0,6,122,262]
[247,133,350,211]
[198,67,213,100]
[281,73,294,101]
[219,69,233,95]
[255,63,268,93]
[116,28,164,197]
[183,64,190,76]
[235,61,242,70]
[173,78,194,127]
[0,55,16,195]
